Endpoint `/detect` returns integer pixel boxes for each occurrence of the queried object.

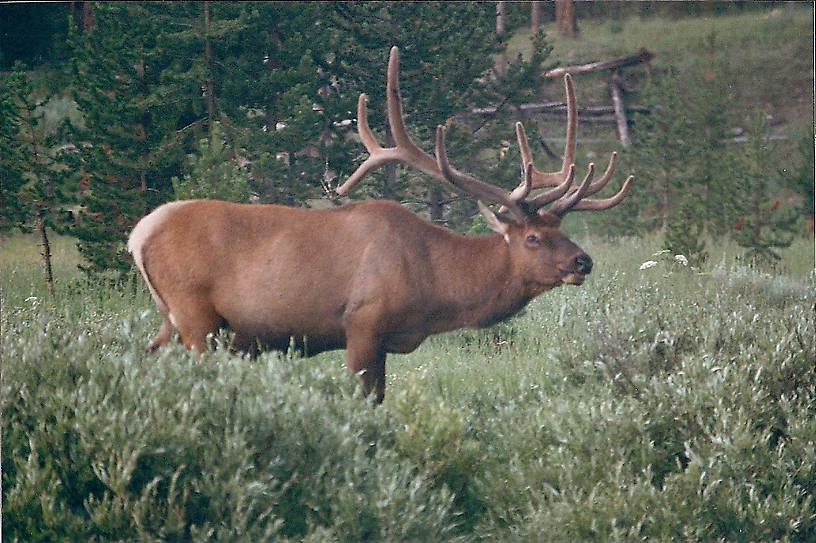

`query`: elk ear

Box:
[478,200,512,241]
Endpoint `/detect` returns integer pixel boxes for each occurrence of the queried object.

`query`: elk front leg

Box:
[345,331,387,404]
[172,299,223,354]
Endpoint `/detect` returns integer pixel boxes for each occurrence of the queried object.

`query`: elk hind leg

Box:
[148,315,174,351]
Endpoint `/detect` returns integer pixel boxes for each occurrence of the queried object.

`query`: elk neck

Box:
[431,232,537,330]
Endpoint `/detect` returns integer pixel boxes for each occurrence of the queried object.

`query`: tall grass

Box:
[2,232,814,541]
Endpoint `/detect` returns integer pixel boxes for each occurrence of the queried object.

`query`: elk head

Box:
[336,47,634,291]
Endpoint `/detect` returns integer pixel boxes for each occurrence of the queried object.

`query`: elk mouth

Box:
[560,270,586,286]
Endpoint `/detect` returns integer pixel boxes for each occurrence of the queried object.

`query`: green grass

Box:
[3,231,814,541]
[0,232,83,306]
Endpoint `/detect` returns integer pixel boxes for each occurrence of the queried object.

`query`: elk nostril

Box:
[574,254,593,274]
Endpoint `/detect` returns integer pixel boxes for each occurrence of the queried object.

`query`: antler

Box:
[334,48,443,195]
[510,74,634,216]
[336,46,531,221]
[336,46,634,221]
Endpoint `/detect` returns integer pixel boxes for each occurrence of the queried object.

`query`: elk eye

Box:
[525,234,540,245]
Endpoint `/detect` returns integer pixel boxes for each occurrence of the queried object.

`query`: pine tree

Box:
[152,2,330,206]
[68,4,189,276]
[687,34,740,237]
[0,62,76,292]
[732,110,798,264]
[781,126,815,234]
[663,194,708,267]
[0,75,28,232]
[171,123,250,202]
[627,70,697,231]
[227,2,330,205]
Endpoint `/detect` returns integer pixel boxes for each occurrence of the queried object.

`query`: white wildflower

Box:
[639,260,658,270]
[674,254,689,266]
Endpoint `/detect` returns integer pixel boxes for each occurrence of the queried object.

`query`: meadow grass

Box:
[2,231,814,541]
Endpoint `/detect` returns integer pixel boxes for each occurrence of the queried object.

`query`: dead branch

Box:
[544,48,655,79]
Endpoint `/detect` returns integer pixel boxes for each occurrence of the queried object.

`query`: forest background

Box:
[1,1,813,283]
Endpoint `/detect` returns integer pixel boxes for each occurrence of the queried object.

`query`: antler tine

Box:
[569,174,635,212]
[582,151,617,197]
[535,151,614,207]
[435,126,527,222]
[335,94,389,195]
[356,93,379,152]
[507,162,533,203]
[497,163,534,215]
[548,163,595,217]
[547,155,632,215]
[385,46,414,150]
[526,164,575,209]
[513,74,577,190]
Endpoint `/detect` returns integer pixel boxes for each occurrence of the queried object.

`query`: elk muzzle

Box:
[562,252,593,285]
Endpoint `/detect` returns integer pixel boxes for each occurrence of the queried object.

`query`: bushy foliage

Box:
[3,235,814,541]
[171,125,250,202]
[0,63,75,233]
[663,194,708,267]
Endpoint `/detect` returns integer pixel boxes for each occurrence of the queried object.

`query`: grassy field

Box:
[2,232,814,541]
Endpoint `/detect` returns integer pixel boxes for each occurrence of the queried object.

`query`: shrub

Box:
[2,236,814,541]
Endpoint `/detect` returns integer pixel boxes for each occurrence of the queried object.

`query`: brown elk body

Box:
[129,47,634,403]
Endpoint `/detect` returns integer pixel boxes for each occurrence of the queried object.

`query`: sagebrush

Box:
[2,235,814,541]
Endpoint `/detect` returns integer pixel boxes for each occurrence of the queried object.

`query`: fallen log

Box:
[544,48,655,79]
[471,103,649,117]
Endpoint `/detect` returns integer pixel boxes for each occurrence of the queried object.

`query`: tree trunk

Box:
[428,184,443,224]
[530,1,542,36]
[37,211,54,295]
[751,177,762,250]
[203,1,216,134]
[495,1,507,78]
[81,1,94,33]
[608,72,630,147]
[660,170,670,229]
[135,51,149,193]
[555,0,578,38]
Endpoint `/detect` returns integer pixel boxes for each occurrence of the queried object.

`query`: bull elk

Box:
[128,47,633,403]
